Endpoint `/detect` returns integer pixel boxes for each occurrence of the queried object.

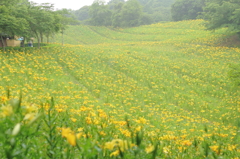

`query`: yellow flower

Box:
[99,131,106,136]
[56,108,64,112]
[228,145,237,151]
[110,150,119,157]
[61,127,76,146]
[0,105,13,117]
[119,128,131,137]
[145,144,155,153]
[26,104,38,113]
[114,139,128,151]
[218,134,228,137]
[71,118,77,122]
[93,119,100,125]
[136,117,147,124]
[23,113,35,121]
[66,133,76,146]
[104,141,115,150]
[182,140,192,146]
[76,132,83,139]
[210,145,219,154]
[104,139,129,152]
[27,113,41,126]
[1,96,8,103]
[61,127,72,138]
[178,146,187,152]
[163,146,170,154]
[135,126,142,132]
[85,117,92,124]
[77,127,84,132]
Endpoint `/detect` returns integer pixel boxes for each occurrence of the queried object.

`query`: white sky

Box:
[30,0,110,10]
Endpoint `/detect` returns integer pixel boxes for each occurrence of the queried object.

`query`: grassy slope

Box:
[51,20,226,45]
[49,20,239,126]
[1,19,239,157]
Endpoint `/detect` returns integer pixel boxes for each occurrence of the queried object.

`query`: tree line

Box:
[172,0,240,35]
[73,0,240,36]
[0,0,76,49]
[73,0,176,27]
[1,0,240,48]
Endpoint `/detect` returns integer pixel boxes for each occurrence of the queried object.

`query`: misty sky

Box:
[30,0,110,10]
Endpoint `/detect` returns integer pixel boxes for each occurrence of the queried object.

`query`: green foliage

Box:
[0,0,20,7]
[74,6,90,22]
[171,0,205,21]
[0,94,42,158]
[88,0,143,27]
[0,0,76,49]
[56,9,79,29]
[89,1,112,26]
[108,0,125,10]
[27,4,56,47]
[72,0,176,27]
[120,0,143,27]
[140,0,176,22]
[203,0,240,36]
[111,2,124,27]
[0,1,29,51]
[140,13,154,25]
[0,3,28,36]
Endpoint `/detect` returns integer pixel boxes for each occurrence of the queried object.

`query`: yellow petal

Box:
[110,150,119,157]
[67,133,76,146]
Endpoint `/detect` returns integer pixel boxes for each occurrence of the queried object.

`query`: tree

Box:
[0,0,28,51]
[111,1,124,27]
[120,0,143,27]
[73,0,178,26]
[55,9,78,46]
[0,0,76,49]
[140,13,153,25]
[171,0,205,21]
[89,1,112,26]
[23,3,56,48]
[108,0,125,10]
[22,2,76,48]
[37,3,62,44]
[202,0,240,36]
[0,0,20,6]
[44,12,61,43]
[0,1,58,49]
[137,0,176,22]
[74,6,90,22]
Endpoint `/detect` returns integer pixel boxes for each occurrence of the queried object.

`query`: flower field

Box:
[0,20,239,158]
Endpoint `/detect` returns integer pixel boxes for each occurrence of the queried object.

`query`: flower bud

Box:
[12,123,21,136]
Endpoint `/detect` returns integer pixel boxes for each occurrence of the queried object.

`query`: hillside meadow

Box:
[0,20,239,158]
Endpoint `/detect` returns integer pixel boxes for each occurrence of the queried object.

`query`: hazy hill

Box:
[49,19,227,46]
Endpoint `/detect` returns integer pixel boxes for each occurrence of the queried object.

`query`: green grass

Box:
[0,19,239,158]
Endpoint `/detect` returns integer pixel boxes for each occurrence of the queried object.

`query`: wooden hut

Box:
[7,36,21,47]
[0,36,21,47]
